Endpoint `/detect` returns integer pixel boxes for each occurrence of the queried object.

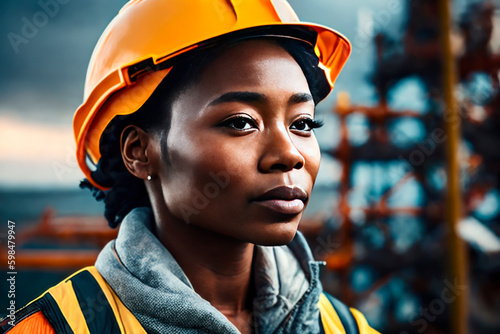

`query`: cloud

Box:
[0,115,84,188]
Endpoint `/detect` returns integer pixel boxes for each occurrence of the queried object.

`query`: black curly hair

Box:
[80,36,329,228]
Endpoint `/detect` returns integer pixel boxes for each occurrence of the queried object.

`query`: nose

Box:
[258,124,305,173]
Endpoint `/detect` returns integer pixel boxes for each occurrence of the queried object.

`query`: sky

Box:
[1,0,471,189]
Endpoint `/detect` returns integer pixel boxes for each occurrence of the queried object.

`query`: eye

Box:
[219,115,257,131]
[291,118,324,132]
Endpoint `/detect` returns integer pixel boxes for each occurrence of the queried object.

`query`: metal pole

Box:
[438,0,468,333]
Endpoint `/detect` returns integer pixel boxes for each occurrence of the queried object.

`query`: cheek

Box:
[161,136,220,194]
[297,137,321,181]
[159,131,253,217]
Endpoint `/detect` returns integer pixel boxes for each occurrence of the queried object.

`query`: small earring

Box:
[147,175,152,181]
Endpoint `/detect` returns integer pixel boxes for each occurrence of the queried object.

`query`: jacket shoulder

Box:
[318,292,380,334]
[350,308,380,334]
[3,312,55,334]
[3,266,146,334]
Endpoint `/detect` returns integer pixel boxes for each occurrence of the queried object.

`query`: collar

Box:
[95,207,324,333]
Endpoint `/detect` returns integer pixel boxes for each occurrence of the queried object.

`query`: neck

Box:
[153,209,255,316]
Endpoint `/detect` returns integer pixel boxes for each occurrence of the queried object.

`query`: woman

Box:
[1,0,379,333]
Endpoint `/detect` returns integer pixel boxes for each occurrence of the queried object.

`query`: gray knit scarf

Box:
[95,207,324,334]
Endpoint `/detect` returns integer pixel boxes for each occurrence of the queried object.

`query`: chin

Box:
[249,223,299,246]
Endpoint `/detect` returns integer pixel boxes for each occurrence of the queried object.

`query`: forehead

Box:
[172,39,311,112]
[202,39,308,91]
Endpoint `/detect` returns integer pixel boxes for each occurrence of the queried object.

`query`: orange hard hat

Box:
[73,0,351,190]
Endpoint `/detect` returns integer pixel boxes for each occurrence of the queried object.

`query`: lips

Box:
[254,186,308,202]
[253,186,308,215]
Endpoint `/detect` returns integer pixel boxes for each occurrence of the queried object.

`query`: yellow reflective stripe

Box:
[318,293,346,334]
[48,279,91,334]
[86,267,147,334]
[43,266,146,334]
[350,308,381,334]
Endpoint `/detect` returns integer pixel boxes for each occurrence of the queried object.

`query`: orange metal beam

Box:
[0,250,100,270]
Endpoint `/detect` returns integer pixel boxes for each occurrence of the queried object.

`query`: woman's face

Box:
[153,39,321,246]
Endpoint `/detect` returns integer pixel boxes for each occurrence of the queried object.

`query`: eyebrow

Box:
[208,92,266,106]
[289,92,314,105]
[208,91,314,107]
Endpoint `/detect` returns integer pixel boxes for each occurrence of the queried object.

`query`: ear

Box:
[120,125,152,180]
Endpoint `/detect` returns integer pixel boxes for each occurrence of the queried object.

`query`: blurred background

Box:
[1,0,500,333]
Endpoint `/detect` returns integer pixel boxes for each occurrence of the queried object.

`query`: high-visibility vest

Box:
[1,267,377,334]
